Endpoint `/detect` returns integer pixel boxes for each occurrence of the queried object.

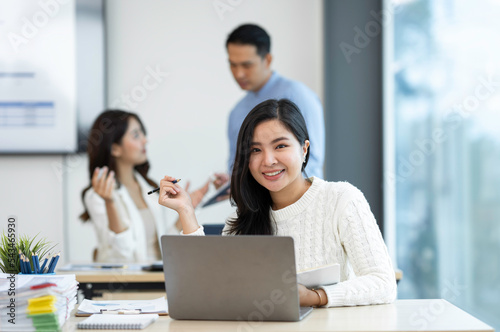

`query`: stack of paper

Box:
[77,297,168,316]
[0,273,78,331]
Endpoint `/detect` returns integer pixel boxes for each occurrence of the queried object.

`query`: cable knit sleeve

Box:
[320,185,397,306]
[180,211,237,236]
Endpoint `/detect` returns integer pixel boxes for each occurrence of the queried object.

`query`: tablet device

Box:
[199,182,230,208]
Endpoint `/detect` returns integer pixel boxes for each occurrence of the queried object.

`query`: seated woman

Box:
[156,99,397,307]
[80,110,209,262]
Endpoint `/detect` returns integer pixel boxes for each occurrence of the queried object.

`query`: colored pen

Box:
[33,252,41,274]
[32,253,37,273]
[20,255,25,274]
[40,257,49,273]
[24,255,31,274]
[46,253,56,273]
[100,265,127,269]
[19,252,25,274]
[19,250,23,273]
[36,252,41,272]
[147,178,181,195]
[48,252,60,273]
[28,256,33,274]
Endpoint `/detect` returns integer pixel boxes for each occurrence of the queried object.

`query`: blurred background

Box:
[0,0,498,329]
[389,0,500,329]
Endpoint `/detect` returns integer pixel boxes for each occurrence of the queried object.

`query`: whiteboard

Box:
[0,0,77,153]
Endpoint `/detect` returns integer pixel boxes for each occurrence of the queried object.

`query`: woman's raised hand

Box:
[212,172,230,189]
[158,175,201,234]
[91,167,115,202]
[158,175,193,212]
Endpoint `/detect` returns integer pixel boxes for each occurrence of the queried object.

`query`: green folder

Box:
[27,312,60,332]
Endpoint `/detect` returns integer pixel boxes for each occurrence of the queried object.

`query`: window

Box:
[386,0,500,329]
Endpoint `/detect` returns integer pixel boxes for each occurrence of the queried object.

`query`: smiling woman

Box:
[157,99,397,308]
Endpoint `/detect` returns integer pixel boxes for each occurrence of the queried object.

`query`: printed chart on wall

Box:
[0,0,77,153]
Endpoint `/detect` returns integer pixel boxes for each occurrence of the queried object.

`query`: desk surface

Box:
[60,269,403,283]
[62,299,493,332]
[60,270,164,283]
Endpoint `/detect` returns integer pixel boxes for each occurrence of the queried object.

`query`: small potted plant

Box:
[0,232,56,274]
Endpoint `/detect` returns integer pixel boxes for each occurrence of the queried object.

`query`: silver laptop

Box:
[160,235,313,321]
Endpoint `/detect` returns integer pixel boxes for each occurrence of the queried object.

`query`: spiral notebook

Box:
[77,314,159,330]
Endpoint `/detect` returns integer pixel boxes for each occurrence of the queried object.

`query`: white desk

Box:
[60,268,403,300]
[62,299,493,331]
[59,269,165,299]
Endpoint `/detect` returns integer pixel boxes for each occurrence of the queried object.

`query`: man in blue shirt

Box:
[225,24,325,179]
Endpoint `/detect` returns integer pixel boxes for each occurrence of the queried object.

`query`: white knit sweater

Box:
[190,177,397,307]
[268,177,397,307]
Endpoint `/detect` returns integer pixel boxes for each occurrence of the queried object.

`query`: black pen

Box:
[147,178,181,195]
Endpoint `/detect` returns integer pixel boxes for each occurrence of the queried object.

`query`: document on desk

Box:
[76,297,168,316]
[59,263,140,271]
[297,263,340,288]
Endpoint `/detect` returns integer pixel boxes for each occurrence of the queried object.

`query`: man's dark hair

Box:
[226,24,271,58]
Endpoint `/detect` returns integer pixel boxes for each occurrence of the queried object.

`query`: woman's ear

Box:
[111,143,122,158]
[302,140,310,160]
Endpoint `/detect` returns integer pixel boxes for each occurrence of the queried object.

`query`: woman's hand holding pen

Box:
[92,167,115,202]
[158,176,192,210]
[158,175,200,234]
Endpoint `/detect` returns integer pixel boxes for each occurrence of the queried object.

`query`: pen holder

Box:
[18,251,61,275]
[19,272,55,275]
[0,233,56,275]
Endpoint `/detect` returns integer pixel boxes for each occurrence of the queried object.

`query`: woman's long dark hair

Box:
[227,99,310,235]
[79,110,157,221]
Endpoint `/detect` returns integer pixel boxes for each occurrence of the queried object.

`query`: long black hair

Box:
[79,110,157,221]
[227,99,310,235]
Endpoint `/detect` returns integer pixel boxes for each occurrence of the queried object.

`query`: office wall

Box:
[0,0,324,262]
[104,0,324,189]
[0,156,65,253]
